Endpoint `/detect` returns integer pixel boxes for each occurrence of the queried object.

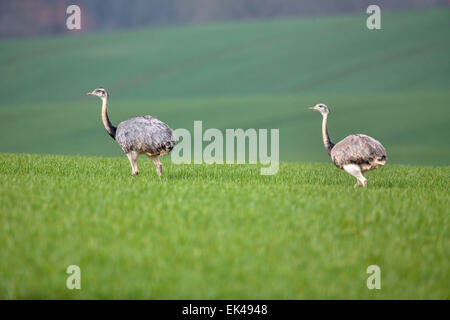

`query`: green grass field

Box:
[0,153,448,299]
[0,8,449,299]
[0,9,449,164]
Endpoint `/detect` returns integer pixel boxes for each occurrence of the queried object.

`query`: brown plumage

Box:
[310,103,386,187]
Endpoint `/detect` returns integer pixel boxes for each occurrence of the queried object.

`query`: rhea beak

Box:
[86,92,93,96]
[309,106,315,110]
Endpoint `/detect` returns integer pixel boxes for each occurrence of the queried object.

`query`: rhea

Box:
[309,103,386,187]
[87,88,175,178]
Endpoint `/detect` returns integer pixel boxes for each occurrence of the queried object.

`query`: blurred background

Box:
[0,0,449,164]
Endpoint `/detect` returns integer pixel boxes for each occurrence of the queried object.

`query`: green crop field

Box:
[0,153,448,299]
[0,8,449,299]
[0,9,449,164]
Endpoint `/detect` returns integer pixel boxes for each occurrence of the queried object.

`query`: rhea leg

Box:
[343,164,368,187]
[126,151,140,176]
[147,154,162,178]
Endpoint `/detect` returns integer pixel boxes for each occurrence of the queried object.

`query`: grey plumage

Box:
[330,134,386,169]
[116,116,175,155]
[310,103,387,187]
[87,88,175,177]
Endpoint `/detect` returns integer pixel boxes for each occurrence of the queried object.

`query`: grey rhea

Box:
[309,103,387,187]
[87,88,176,178]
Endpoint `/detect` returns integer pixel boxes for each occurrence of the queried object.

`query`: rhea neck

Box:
[321,112,334,156]
[101,95,117,139]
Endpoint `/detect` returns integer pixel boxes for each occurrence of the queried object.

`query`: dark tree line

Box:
[0,0,447,38]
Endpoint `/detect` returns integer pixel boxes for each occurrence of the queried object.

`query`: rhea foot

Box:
[354,180,368,188]
[156,165,162,180]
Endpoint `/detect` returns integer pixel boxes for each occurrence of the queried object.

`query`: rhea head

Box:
[87,88,108,99]
[309,103,329,116]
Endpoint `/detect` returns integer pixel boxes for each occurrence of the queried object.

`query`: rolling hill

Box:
[0,8,449,299]
[0,9,449,165]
